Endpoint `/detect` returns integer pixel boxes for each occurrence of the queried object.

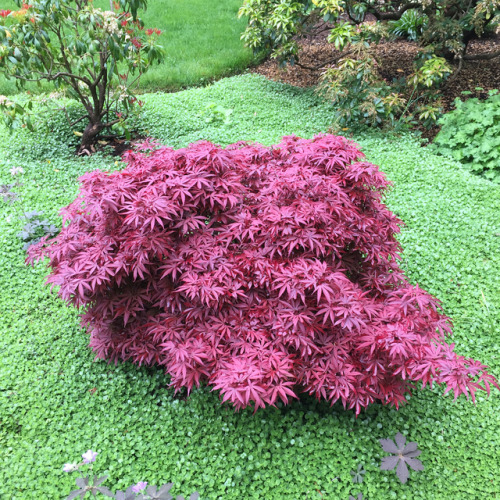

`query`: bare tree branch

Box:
[69,114,88,127]
[370,3,421,20]
[101,117,121,128]
[464,49,500,61]
[295,50,354,71]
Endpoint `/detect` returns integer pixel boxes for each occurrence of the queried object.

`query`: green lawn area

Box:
[0,74,499,499]
[0,0,255,95]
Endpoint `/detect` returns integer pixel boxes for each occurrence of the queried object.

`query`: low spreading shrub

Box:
[317,48,450,131]
[28,134,498,414]
[433,89,500,182]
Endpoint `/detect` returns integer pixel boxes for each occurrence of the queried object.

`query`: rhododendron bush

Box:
[0,0,163,154]
[28,134,498,414]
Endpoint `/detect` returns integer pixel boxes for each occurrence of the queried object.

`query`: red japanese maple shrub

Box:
[28,134,498,414]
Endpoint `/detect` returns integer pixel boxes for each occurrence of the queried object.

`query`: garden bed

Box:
[253,35,500,140]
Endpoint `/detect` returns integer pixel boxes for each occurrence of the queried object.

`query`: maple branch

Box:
[370,3,421,20]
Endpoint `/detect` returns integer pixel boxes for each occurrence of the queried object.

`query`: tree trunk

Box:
[77,121,103,155]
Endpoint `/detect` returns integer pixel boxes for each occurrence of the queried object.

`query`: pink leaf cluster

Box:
[28,135,498,414]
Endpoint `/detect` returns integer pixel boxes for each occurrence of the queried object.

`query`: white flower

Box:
[48,91,65,99]
[63,463,78,472]
[10,166,24,176]
[82,450,98,464]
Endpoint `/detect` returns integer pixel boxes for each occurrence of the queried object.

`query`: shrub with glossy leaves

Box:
[0,0,164,153]
[28,134,498,414]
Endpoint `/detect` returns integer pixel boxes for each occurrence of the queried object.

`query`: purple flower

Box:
[63,463,76,472]
[81,450,98,464]
[379,432,424,483]
[132,482,148,493]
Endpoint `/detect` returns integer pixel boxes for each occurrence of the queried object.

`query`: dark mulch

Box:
[252,32,500,140]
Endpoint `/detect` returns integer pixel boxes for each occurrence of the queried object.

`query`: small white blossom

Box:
[48,91,65,99]
[63,463,78,472]
[100,10,120,34]
[82,450,98,464]
[10,166,24,176]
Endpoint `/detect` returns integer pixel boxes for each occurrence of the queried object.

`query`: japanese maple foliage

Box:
[28,134,498,414]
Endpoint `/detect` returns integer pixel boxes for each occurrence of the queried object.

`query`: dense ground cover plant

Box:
[0,0,163,153]
[432,89,500,182]
[28,133,498,414]
[1,76,499,499]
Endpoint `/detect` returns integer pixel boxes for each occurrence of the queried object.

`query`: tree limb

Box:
[69,114,89,127]
[370,3,421,20]
[295,50,354,71]
[464,49,500,61]
[101,117,121,128]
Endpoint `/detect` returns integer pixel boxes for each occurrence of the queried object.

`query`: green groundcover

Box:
[0,75,499,499]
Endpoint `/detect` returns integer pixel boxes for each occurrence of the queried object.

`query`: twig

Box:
[295,50,354,71]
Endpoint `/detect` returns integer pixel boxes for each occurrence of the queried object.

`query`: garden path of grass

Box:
[0,75,499,499]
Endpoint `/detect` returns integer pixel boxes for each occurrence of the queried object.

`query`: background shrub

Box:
[0,0,163,153]
[29,134,497,413]
[433,89,500,182]
[388,9,428,42]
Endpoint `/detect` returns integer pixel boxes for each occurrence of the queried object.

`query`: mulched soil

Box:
[252,30,500,140]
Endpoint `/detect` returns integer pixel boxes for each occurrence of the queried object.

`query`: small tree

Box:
[0,0,163,154]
